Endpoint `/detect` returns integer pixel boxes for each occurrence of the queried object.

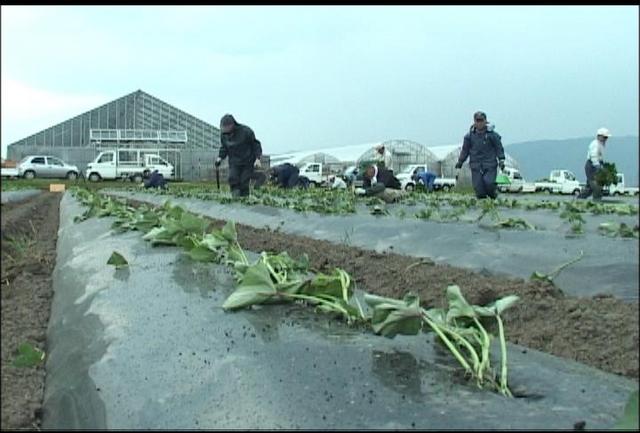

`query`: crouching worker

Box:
[144,169,167,190]
[269,163,301,188]
[356,163,403,203]
[328,174,347,189]
[412,169,437,192]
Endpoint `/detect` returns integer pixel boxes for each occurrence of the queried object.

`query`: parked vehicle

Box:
[395,164,457,192]
[1,159,19,179]
[603,173,639,196]
[86,150,174,182]
[534,170,582,195]
[497,167,536,193]
[299,162,327,188]
[17,155,80,180]
[0,167,19,178]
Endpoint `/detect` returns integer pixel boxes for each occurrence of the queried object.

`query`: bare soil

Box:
[1,192,60,430]
[0,192,637,430]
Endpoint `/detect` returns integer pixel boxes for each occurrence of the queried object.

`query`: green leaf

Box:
[187,245,220,262]
[199,233,231,250]
[445,285,476,322]
[474,295,520,317]
[372,306,423,338]
[366,293,423,338]
[107,251,128,268]
[222,262,277,310]
[530,271,553,283]
[221,220,238,243]
[12,342,45,368]
[614,390,639,430]
[305,270,350,299]
[180,212,208,234]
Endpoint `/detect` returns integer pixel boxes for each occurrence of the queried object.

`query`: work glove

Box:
[498,159,505,171]
[355,187,366,195]
[215,157,222,167]
[254,159,261,169]
[454,161,463,170]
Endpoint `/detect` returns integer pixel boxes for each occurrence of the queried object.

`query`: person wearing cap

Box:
[215,114,263,197]
[578,127,611,201]
[454,111,506,199]
[373,144,393,171]
[412,167,437,192]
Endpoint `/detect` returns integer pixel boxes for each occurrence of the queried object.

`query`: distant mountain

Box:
[504,135,639,186]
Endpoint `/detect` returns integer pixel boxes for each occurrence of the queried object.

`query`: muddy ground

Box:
[0,191,637,429]
[1,192,60,430]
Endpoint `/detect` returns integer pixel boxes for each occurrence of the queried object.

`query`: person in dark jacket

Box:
[144,169,167,190]
[357,163,403,203]
[454,111,506,199]
[269,163,301,188]
[215,114,262,197]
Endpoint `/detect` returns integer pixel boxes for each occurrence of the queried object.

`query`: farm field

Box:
[1,184,638,429]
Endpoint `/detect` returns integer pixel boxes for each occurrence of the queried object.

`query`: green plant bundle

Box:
[594,162,618,187]
[71,188,521,397]
[493,218,535,230]
[598,222,640,238]
[364,286,518,397]
[12,342,45,368]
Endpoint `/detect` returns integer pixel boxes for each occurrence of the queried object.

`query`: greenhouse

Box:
[6,90,223,181]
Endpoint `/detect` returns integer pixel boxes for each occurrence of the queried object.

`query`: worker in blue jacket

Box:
[412,169,437,192]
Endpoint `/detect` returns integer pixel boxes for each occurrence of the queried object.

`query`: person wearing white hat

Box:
[373,144,393,172]
[578,127,611,200]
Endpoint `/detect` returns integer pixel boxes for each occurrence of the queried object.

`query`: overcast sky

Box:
[1,5,638,158]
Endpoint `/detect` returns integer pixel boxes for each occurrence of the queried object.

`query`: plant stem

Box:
[549,250,584,280]
[496,314,512,397]
[421,313,473,376]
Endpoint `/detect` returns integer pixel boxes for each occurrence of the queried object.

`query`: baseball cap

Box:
[596,127,611,137]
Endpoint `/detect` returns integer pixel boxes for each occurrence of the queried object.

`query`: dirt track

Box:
[1,192,61,430]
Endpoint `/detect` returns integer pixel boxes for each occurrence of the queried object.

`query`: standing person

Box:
[454,111,505,199]
[215,114,262,197]
[373,144,393,171]
[578,127,611,201]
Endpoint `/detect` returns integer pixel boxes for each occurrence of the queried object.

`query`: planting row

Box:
[73,187,520,397]
[120,185,639,238]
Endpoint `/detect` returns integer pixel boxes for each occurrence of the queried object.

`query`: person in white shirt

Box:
[373,144,393,171]
[578,127,611,200]
[328,175,347,189]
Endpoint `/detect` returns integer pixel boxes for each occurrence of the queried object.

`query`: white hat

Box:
[374,144,384,150]
[596,127,611,137]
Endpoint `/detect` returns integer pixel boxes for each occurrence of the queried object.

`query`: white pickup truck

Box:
[603,173,639,196]
[395,164,457,192]
[534,170,582,195]
[86,150,175,182]
[497,167,536,193]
